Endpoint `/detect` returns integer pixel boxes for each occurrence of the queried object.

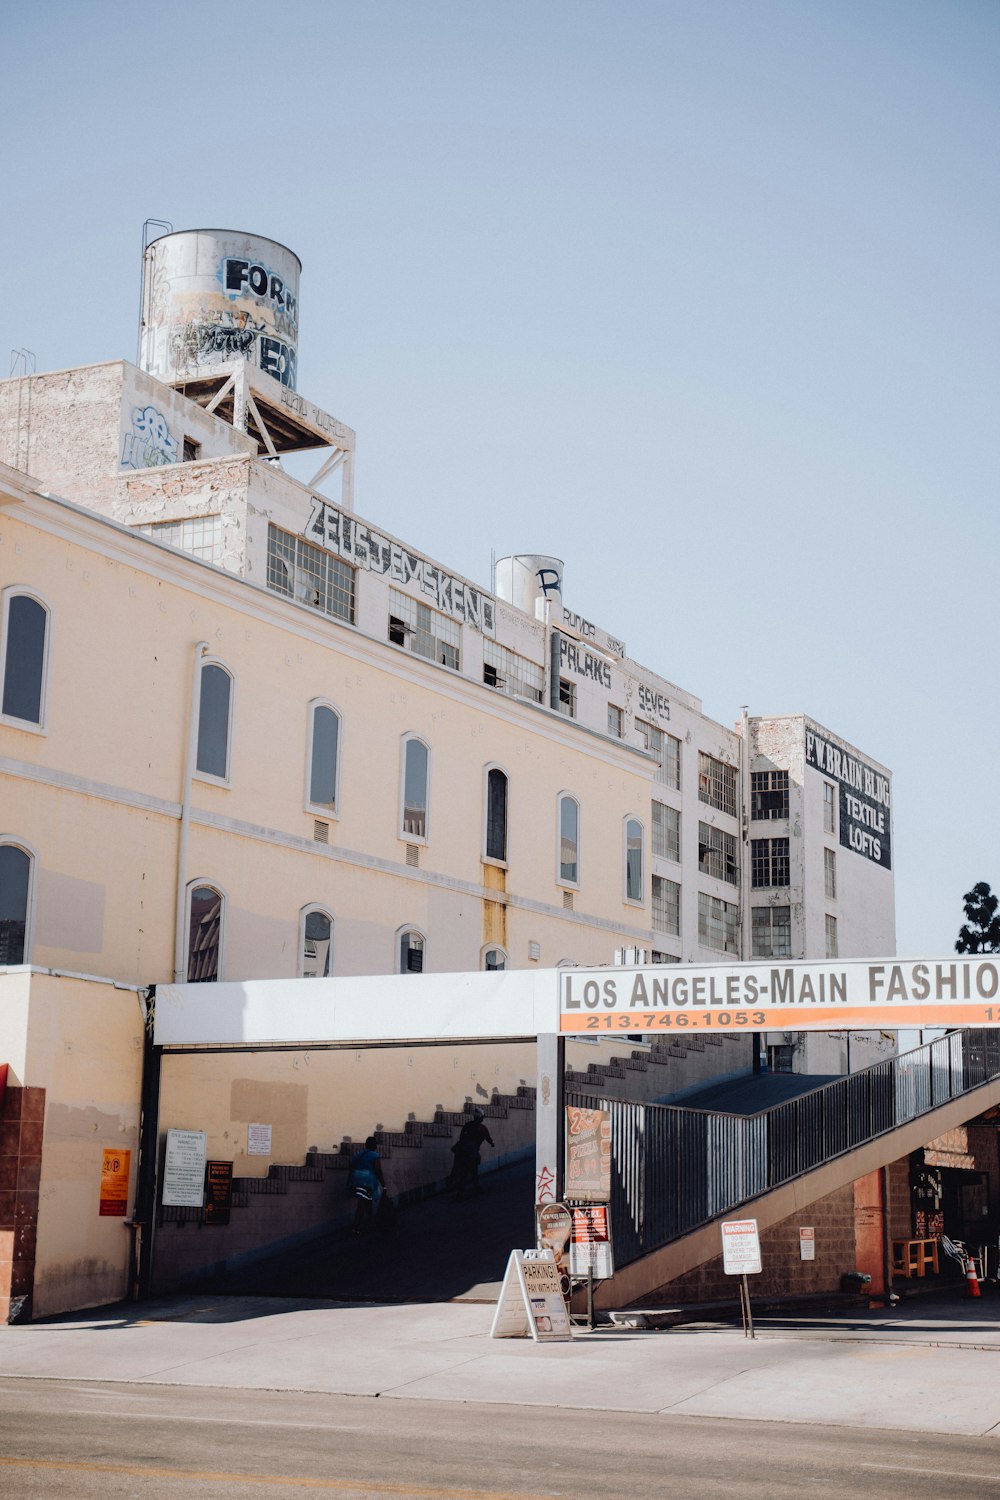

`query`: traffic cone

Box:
[965,1254,982,1298]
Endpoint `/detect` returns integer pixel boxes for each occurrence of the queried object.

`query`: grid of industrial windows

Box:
[607,704,624,738]
[751,905,791,958]
[750,769,788,820]
[652,801,680,861]
[698,752,737,816]
[651,951,680,964]
[482,639,544,702]
[698,891,739,954]
[652,875,680,935]
[751,837,789,888]
[137,515,223,564]
[824,847,837,899]
[388,588,460,670]
[636,719,681,790]
[825,913,838,959]
[698,822,738,885]
[823,781,836,834]
[267,523,356,623]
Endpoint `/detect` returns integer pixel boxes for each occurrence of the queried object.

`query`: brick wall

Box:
[636,1181,862,1306]
[0,1085,45,1324]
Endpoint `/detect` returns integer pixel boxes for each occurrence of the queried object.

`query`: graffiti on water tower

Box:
[222,257,299,333]
[120,405,178,469]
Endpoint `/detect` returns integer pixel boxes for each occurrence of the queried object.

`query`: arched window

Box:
[307,702,341,813]
[625,818,644,903]
[559,794,580,886]
[301,907,333,978]
[196,662,233,781]
[482,946,507,971]
[187,882,224,982]
[1,590,50,729]
[485,767,508,863]
[400,736,429,840]
[399,928,425,974]
[0,841,32,965]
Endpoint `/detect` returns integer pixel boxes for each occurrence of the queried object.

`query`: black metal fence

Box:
[568,1029,1000,1269]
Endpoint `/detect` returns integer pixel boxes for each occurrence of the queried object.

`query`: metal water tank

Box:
[138,228,301,390]
[494,554,564,617]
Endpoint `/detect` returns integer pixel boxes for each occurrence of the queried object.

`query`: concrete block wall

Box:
[635,1179,859,1306]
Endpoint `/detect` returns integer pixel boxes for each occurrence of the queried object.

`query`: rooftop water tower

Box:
[138,228,301,391]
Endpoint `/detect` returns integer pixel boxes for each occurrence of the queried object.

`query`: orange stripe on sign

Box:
[560,1003,1000,1033]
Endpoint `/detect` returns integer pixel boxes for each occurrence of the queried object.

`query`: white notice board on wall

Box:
[162,1129,207,1208]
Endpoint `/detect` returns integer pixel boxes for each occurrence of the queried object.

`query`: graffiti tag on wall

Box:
[305,497,496,634]
[121,405,178,469]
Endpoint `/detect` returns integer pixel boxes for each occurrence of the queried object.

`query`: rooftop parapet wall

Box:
[0,361,256,516]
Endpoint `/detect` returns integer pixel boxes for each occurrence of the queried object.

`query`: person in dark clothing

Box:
[448,1107,494,1198]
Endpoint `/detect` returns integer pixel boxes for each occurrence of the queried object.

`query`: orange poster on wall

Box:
[99,1148,131,1218]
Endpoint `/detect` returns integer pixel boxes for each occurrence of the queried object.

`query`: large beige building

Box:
[0,230,897,1318]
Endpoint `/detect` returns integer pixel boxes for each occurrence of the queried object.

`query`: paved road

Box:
[3,1379,1000,1498]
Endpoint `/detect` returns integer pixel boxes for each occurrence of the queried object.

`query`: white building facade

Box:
[0,229,895,1047]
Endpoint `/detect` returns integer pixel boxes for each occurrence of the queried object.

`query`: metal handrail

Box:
[568,1029,1000,1269]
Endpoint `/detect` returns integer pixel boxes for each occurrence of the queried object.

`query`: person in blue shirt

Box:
[350,1136,386,1234]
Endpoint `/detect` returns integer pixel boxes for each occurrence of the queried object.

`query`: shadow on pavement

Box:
[195,1158,537,1304]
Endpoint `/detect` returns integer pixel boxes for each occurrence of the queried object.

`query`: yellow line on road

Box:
[0,1455,557,1499]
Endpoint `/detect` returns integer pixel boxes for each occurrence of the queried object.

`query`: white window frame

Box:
[557,793,581,889]
[652,800,681,863]
[824,846,837,900]
[184,878,227,983]
[305,698,343,818]
[825,913,839,960]
[195,657,235,786]
[299,904,334,978]
[652,874,681,936]
[823,781,836,835]
[399,734,431,844]
[624,816,645,906]
[397,925,427,974]
[481,945,508,971]
[482,764,510,866]
[0,587,52,734]
[0,835,37,965]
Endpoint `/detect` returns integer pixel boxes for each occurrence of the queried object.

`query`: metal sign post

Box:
[721,1219,762,1340]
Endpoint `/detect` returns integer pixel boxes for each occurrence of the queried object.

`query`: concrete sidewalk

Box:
[3,1291,1000,1438]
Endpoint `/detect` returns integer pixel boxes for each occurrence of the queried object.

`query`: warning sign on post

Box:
[721,1218,762,1276]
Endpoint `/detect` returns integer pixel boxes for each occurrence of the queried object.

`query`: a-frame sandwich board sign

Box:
[490,1248,573,1342]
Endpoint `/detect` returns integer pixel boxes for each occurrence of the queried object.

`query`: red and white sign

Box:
[721,1218,762,1276]
[799,1226,816,1262]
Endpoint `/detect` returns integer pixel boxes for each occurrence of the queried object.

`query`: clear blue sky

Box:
[6,1,998,955]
